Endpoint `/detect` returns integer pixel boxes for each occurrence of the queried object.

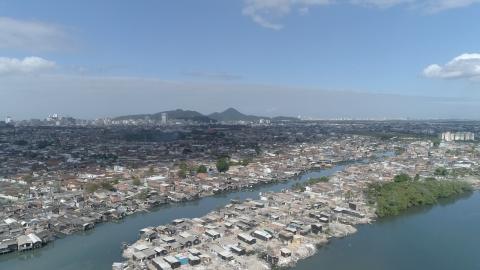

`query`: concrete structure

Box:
[441,132,475,142]
[161,113,168,125]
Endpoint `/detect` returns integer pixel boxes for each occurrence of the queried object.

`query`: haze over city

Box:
[3,2,480,270]
[1,0,480,119]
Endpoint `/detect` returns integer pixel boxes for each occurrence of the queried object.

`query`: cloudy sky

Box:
[1,0,480,119]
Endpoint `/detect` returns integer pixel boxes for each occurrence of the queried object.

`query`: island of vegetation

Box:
[368,173,473,217]
[292,176,329,191]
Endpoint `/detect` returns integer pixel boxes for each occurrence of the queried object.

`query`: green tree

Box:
[101,181,114,191]
[132,177,142,186]
[345,190,354,201]
[216,158,230,173]
[177,169,187,178]
[23,174,34,185]
[393,173,411,183]
[292,183,306,192]
[178,162,188,178]
[434,167,448,176]
[196,165,208,174]
[431,138,441,147]
[85,183,99,193]
[241,159,251,166]
[179,162,188,171]
[136,190,149,200]
[254,145,262,156]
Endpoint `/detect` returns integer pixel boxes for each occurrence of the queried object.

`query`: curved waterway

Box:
[0,165,346,270]
[293,191,480,270]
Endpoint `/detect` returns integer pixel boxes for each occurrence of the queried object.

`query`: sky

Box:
[1,0,480,119]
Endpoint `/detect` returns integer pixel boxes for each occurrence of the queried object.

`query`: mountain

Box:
[114,108,299,123]
[152,109,214,122]
[209,108,263,122]
[114,109,215,123]
[209,108,299,122]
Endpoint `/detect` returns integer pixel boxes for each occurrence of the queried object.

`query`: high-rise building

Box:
[441,131,474,142]
[161,113,167,125]
[5,116,12,124]
[47,114,60,121]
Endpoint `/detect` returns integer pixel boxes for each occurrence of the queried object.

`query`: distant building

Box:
[47,114,60,122]
[5,116,12,124]
[161,113,168,125]
[258,118,271,125]
[441,131,475,142]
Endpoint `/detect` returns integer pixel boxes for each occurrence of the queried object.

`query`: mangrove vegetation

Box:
[368,174,473,217]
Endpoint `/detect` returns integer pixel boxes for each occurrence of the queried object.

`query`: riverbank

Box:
[119,189,374,270]
[5,138,480,270]
[1,136,389,259]
[117,155,381,270]
[0,164,352,270]
[293,191,480,270]
[120,179,475,270]
[0,158,355,257]
[117,153,477,270]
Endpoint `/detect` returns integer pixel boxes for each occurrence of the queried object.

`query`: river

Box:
[3,156,479,270]
[293,191,480,270]
[0,165,346,270]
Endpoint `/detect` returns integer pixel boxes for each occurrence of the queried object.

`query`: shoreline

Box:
[0,158,363,258]
[117,171,476,270]
[290,189,479,270]
[290,186,479,268]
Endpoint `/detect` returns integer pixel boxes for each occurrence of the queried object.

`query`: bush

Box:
[132,177,142,186]
[393,173,411,183]
[241,159,251,166]
[434,167,448,176]
[85,183,99,193]
[196,165,208,174]
[100,181,114,191]
[216,158,230,173]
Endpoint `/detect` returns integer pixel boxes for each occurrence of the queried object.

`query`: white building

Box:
[161,113,167,125]
[441,131,475,142]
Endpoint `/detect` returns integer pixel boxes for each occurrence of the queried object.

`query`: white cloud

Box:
[0,57,56,75]
[243,0,480,29]
[351,0,414,8]
[0,17,68,51]
[242,0,331,30]
[423,53,480,80]
[421,0,480,12]
[351,0,480,10]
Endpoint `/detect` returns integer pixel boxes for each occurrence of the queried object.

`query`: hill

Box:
[114,109,215,123]
[209,108,262,122]
[209,108,299,122]
[114,108,299,123]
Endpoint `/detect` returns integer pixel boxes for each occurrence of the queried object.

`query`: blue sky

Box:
[1,0,480,119]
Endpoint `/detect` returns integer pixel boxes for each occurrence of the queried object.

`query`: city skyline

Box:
[1,0,480,119]
[3,2,480,270]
